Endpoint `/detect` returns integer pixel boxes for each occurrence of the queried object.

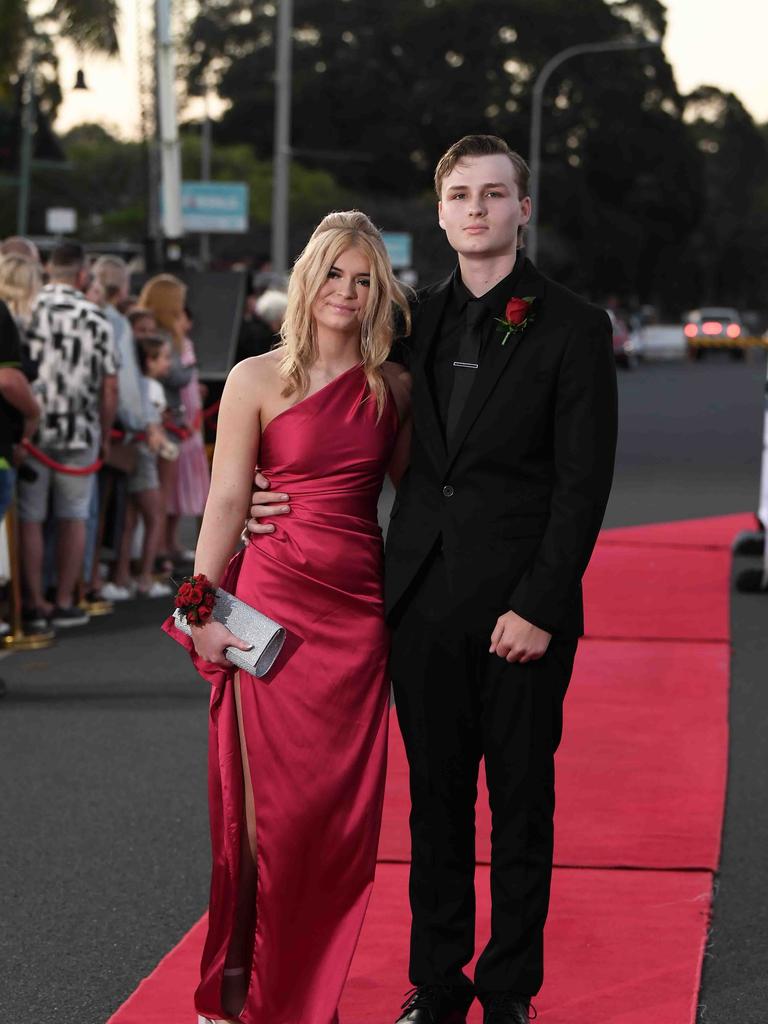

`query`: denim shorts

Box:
[17,441,99,522]
[127,442,160,495]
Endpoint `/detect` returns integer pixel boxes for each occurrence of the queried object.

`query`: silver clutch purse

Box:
[173,588,286,677]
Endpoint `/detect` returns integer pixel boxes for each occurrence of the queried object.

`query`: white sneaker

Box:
[137,579,173,598]
[100,582,135,601]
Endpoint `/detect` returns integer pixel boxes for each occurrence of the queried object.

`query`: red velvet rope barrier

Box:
[21,440,103,475]
[23,401,222,475]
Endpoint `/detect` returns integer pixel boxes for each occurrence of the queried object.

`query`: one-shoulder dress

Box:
[163,364,398,1023]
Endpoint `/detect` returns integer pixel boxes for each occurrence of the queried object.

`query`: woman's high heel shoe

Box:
[198,966,247,1023]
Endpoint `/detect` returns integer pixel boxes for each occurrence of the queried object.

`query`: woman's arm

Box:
[193,359,264,586]
[189,359,268,666]
[162,347,196,390]
[0,367,40,422]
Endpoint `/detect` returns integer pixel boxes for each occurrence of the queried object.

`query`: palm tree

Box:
[1,0,120,106]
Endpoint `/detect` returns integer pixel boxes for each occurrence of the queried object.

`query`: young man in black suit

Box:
[381,134,618,1024]
[246,135,617,1024]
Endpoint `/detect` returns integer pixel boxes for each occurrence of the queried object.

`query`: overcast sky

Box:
[53,0,768,139]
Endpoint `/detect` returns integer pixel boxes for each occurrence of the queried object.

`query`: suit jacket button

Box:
[442,484,455,497]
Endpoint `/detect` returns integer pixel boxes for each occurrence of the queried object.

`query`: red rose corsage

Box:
[496,295,536,345]
[174,572,217,626]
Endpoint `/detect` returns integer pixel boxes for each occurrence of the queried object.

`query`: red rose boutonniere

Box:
[496,296,536,345]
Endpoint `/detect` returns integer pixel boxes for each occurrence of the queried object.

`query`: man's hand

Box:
[245,468,291,535]
[490,611,552,663]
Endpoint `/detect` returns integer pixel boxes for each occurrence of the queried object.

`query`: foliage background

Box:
[1,0,766,315]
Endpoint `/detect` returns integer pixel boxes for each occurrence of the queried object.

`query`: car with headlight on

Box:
[684,307,747,360]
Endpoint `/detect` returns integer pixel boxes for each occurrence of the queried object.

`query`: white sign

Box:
[46,207,77,234]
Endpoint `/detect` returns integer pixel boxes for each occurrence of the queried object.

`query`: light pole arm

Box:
[16,51,36,236]
[526,38,659,264]
[271,0,294,277]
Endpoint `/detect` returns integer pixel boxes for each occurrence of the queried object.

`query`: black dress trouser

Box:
[389,549,578,1000]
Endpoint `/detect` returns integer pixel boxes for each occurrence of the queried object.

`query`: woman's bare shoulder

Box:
[225,350,283,394]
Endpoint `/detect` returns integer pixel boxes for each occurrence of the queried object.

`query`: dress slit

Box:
[221,672,260,1019]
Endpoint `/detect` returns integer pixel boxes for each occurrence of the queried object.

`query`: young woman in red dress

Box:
[164,211,411,1024]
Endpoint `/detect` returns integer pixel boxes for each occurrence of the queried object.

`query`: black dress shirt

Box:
[427,258,527,434]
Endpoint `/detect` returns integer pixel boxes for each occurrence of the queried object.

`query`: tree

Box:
[185,0,676,194]
[681,87,768,308]
[183,0,712,307]
[4,122,353,251]
[0,0,119,183]
[0,0,119,97]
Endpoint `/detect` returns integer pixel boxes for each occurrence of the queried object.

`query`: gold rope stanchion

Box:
[3,501,55,651]
[79,468,115,617]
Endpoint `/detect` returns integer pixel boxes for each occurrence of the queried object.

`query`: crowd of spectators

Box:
[0,237,220,641]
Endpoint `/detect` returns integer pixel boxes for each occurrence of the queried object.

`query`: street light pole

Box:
[270,0,294,277]
[155,0,183,266]
[527,37,659,265]
[199,85,213,269]
[16,52,36,236]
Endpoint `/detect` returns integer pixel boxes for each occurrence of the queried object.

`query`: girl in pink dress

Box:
[164,211,412,1024]
[166,321,211,550]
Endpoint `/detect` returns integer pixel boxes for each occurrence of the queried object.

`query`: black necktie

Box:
[445,299,485,443]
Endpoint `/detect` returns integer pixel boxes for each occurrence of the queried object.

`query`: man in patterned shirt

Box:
[17,241,119,629]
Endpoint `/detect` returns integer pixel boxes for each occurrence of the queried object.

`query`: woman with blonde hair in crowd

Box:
[137,274,210,566]
[163,210,411,1024]
[0,253,43,329]
[0,258,41,636]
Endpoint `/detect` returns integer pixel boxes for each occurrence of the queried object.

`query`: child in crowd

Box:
[164,305,210,560]
[108,335,177,598]
[127,307,158,340]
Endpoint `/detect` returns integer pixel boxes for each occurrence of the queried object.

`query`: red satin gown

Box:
[163,364,397,1023]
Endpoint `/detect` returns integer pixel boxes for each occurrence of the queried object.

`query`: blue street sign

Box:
[381,231,413,268]
[181,182,249,233]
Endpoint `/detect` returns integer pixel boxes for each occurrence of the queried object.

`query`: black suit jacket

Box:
[384,257,618,637]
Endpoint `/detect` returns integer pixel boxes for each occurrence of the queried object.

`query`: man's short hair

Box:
[434,135,530,199]
[92,255,129,301]
[255,289,288,326]
[49,241,86,272]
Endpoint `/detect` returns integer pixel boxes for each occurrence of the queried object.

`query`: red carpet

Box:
[109,514,734,1024]
[583,542,731,640]
[109,867,712,1024]
[601,512,755,549]
[380,639,729,869]
[342,866,712,1024]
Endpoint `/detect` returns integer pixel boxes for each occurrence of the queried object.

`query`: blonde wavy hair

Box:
[278,210,411,418]
[0,253,42,324]
[137,274,187,352]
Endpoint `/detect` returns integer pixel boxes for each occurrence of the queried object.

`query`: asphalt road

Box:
[0,353,765,1024]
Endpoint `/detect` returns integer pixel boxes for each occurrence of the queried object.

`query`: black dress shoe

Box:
[396,984,473,1023]
[482,993,531,1024]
